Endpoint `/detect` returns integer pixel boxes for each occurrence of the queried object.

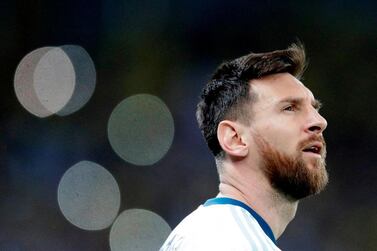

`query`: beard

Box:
[255,134,328,201]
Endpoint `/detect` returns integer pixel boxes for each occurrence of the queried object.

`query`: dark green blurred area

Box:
[1,0,376,250]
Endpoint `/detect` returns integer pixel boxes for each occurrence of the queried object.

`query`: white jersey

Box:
[160,197,281,251]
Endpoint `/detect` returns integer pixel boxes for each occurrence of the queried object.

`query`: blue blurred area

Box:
[0,0,376,250]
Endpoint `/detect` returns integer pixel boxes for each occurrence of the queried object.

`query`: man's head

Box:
[196,43,328,200]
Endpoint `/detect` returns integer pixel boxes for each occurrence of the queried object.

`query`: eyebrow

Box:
[278,97,323,110]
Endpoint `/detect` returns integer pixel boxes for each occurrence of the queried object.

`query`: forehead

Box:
[250,73,315,106]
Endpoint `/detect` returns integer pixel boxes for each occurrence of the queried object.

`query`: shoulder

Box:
[173,204,243,234]
[160,205,256,251]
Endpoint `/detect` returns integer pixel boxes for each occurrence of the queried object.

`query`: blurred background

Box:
[1,0,377,250]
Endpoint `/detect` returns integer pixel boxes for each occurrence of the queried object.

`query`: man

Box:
[161,43,328,250]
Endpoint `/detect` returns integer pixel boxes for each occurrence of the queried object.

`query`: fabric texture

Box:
[160,198,281,251]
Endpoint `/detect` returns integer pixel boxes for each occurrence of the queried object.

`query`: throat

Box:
[270,191,299,238]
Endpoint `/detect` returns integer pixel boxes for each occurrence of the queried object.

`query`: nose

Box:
[306,110,328,134]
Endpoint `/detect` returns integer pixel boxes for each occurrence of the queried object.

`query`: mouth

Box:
[302,142,323,157]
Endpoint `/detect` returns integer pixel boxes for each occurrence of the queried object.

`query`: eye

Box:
[283,105,296,112]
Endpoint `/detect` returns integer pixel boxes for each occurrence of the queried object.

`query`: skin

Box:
[216,72,328,239]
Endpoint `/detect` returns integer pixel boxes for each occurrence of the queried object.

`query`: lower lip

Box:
[302,151,322,158]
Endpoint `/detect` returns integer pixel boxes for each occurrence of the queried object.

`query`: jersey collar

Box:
[204,197,276,244]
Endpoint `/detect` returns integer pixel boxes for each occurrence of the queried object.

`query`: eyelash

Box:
[283,105,321,112]
[283,105,297,112]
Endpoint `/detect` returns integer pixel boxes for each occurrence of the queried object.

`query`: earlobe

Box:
[217,120,248,158]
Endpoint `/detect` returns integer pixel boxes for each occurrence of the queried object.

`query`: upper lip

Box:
[302,142,323,155]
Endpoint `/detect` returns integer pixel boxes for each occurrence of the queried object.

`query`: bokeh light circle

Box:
[109,209,171,251]
[57,161,120,230]
[57,45,96,116]
[14,45,96,117]
[14,47,55,118]
[107,94,175,166]
[33,47,75,114]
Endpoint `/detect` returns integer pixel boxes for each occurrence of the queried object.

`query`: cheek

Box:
[258,124,299,155]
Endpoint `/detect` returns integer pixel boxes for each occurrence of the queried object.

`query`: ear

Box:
[217,120,248,158]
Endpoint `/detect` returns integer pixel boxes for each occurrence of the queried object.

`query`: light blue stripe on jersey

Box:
[204,197,276,244]
[239,209,276,250]
[229,206,257,250]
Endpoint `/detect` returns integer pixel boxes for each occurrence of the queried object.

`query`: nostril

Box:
[309,125,322,132]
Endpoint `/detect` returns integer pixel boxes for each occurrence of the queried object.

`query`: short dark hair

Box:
[196,43,307,158]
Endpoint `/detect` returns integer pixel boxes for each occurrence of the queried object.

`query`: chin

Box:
[302,155,324,170]
[305,161,321,171]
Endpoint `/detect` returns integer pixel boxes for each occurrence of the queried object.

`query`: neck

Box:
[218,163,298,239]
